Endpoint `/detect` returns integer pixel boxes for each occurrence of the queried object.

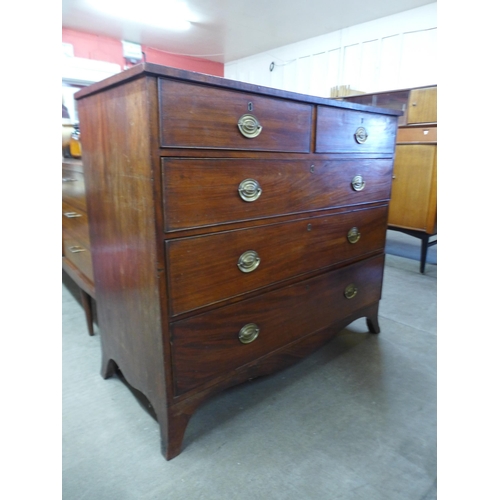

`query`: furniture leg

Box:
[366,303,381,334]
[367,316,380,334]
[420,234,430,274]
[163,408,194,460]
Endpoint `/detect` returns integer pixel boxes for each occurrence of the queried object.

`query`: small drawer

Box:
[170,254,385,395]
[397,126,437,143]
[63,233,93,281]
[62,201,90,246]
[316,106,398,154]
[165,205,388,316]
[162,158,393,231]
[159,79,312,152]
[62,168,87,212]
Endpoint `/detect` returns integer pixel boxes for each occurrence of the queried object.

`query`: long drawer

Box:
[62,168,87,212]
[63,232,93,281]
[166,205,388,316]
[316,106,397,154]
[162,158,393,231]
[171,254,385,395]
[159,79,312,152]
[62,201,90,247]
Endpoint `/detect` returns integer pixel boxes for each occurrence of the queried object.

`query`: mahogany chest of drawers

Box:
[75,63,400,460]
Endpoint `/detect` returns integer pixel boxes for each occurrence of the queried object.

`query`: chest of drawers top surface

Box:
[76,62,400,116]
[75,63,399,461]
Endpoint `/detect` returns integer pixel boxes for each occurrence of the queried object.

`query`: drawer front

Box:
[62,201,90,247]
[159,79,312,152]
[162,158,393,231]
[166,206,388,316]
[62,168,87,211]
[316,106,397,154]
[171,254,385,395]
[397,126,437,143]
[63,233,93,281]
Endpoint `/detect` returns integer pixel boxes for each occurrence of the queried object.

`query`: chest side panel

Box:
[79,77,167,410]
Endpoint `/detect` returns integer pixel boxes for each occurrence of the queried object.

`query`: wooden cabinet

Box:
[62,158,95,335]
[75,63,400,460]
[388,144,437,233]
[342,86,437,273]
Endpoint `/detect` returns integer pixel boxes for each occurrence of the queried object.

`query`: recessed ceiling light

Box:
[87,0,192,30]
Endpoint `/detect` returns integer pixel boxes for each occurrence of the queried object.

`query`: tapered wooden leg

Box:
[162,409,193,460]
[160,392,217,460]
[367,315,380,334]
[80,289,94,336]
[366,303,381,334]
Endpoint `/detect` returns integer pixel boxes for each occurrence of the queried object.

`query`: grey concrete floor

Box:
[62,232,436,499]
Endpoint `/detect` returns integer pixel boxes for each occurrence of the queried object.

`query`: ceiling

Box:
[62,0,435,64]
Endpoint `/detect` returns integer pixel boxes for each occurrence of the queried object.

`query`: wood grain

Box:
[171,255,385,394]
[75,64,398,460]
[316,106,398,154]
[162,158,393,231]
[159,79,312,152]
[166,206,388,315]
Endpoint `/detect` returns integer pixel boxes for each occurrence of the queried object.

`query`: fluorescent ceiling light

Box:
[87,0,192,30]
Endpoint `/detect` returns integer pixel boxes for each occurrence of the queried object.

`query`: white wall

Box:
[224,3,437,96]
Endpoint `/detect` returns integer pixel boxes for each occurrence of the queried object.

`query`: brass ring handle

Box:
[237,250,261,273]
[237,114,262,138]
[347,227,361,244]
[351,175,366,192]
[238,323,260,344]
[238,179,262,202]
[64,212,82,218]
[344,284,358,299]
[69,246,86,253]
[354,126,368,144]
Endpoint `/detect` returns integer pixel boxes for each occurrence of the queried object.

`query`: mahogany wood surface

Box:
[171,255,384,394]
[316,106,397,153]
[166,206,388,316]
[78,77,170,449]
[76,64,399,460]
[159,79,313,152]
[162,158,393,231]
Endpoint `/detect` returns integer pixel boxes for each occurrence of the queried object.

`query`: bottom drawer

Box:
[63,233,94,282]
[171,254,384,395]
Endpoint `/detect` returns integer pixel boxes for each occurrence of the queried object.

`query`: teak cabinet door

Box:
[407,87,437,124]
[388,144,437,233]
